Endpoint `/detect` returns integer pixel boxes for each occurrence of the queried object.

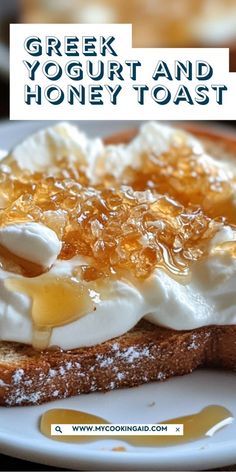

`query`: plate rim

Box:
[1,427,236,470]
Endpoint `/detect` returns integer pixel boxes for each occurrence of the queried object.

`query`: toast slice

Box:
[0,125,236,406]
[0,322,236,406]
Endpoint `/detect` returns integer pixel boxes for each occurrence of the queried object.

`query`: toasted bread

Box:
[1,322,236,406]
[0,124,236,406]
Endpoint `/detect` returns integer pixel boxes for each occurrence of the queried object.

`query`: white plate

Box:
[1,370,236,471]
[0,120,236,471]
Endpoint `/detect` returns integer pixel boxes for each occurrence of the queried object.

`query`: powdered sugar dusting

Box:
[99,357,114,368]
[118,346,150,363]
[112,342,120,351]
[1,342,155,405]
[12,369,24,384]
[117,372,125,381]
[49,368,57,378]
[0,328,213,406]
[157,372,166,381]
[12,391,42,405]
[187,333,201,350]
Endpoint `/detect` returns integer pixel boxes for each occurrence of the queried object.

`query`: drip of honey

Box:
[40,405,233,447]
[5,274,116,349]
[5,275,95,350]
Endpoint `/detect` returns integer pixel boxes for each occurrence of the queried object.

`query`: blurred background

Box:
[1,0,236,122]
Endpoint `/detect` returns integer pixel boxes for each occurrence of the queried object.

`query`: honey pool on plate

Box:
[40,405,233,447]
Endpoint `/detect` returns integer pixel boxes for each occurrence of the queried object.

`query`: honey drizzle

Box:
[32,327,52,351]
[40,405,233,447]
[4,274,114,349]
[5,275,95,349]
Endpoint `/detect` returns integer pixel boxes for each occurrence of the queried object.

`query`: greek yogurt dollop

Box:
[0,122,235,349]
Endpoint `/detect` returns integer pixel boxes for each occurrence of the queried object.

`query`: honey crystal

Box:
[117,145,236,225]
[0,149,225,281]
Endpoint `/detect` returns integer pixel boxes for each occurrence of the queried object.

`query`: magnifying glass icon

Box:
[55,426,62,434]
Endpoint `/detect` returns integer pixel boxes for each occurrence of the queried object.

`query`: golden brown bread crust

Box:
[0,124,236,406]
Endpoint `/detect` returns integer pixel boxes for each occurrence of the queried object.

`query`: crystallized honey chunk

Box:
[120,146,236,225]
[0,161,224,281]
[0,138,235,281]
